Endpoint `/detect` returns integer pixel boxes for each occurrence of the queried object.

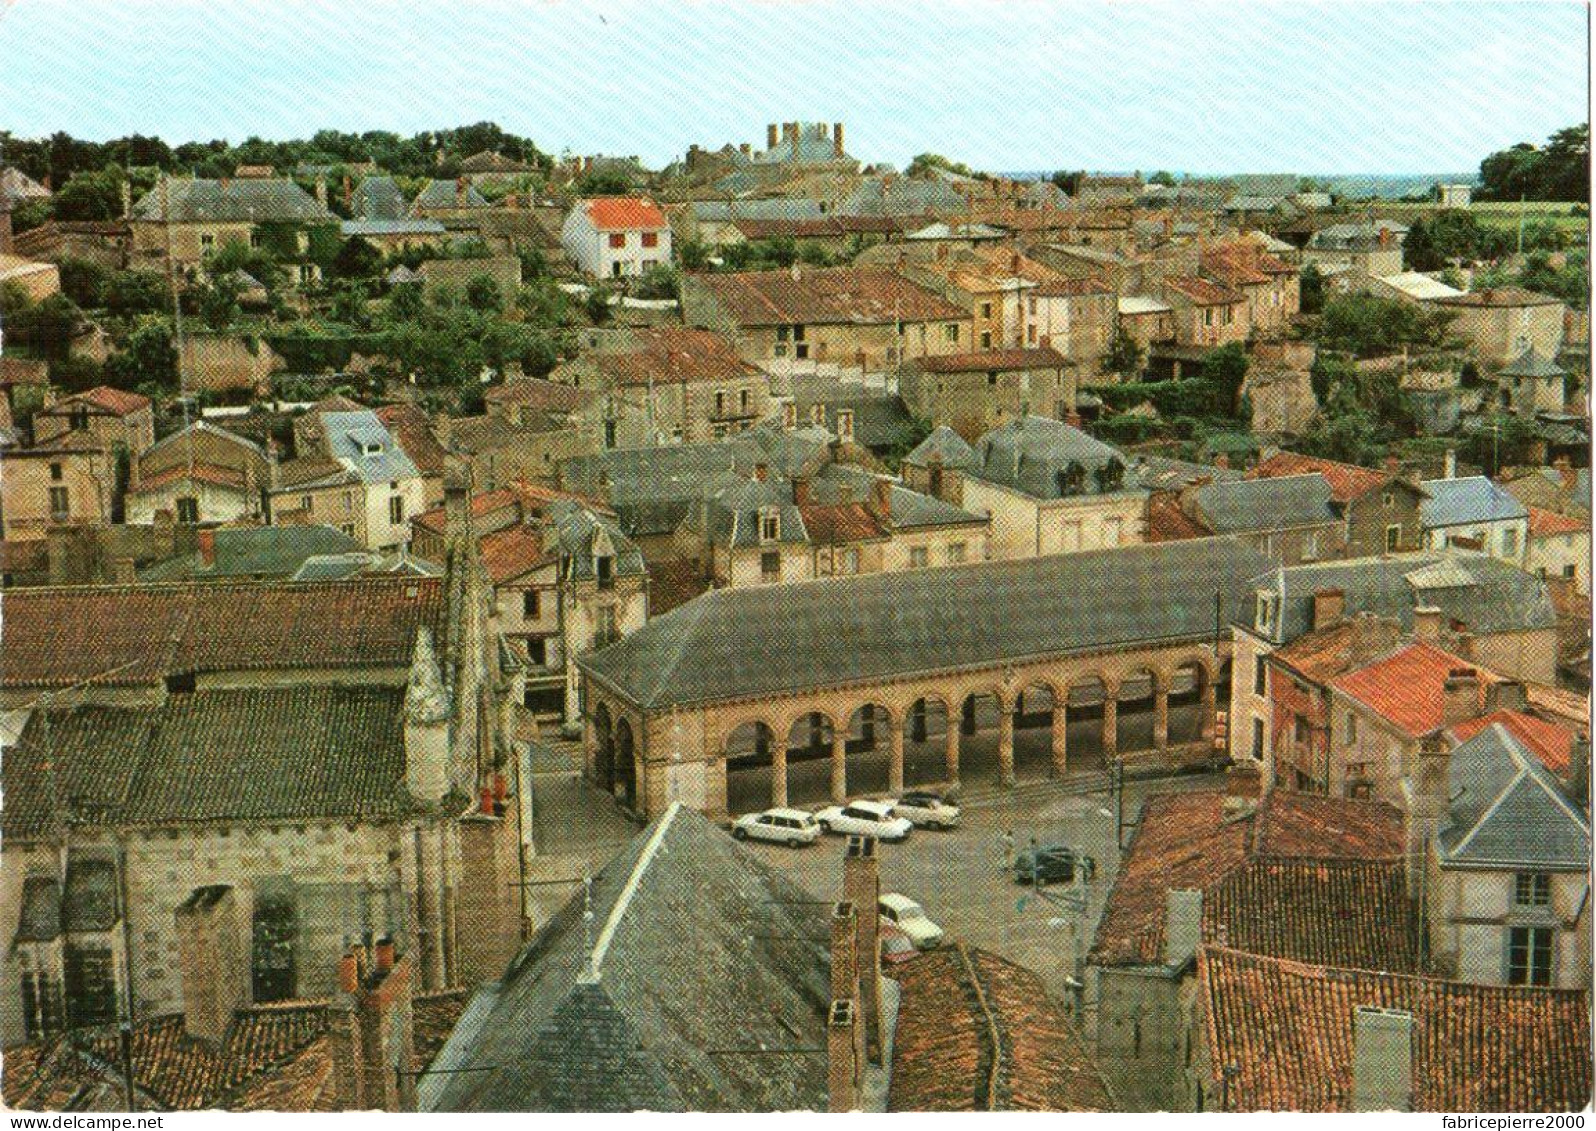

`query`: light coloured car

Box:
[890,791,961,830]
[879,923,922,966]
[731,808,821,847]
[813,799,913,842]
[878,893,944,950]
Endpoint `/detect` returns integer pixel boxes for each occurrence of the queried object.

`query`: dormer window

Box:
[361,441,382,457]
[1255,591,1279,634]
[760,507,781,543]
[595,554,614,590]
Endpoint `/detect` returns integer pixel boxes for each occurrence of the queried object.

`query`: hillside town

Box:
[0,101,1590,1114]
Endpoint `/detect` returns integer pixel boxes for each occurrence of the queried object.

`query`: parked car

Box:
[879,923,922,966]
[814,799,913,842]
[890,791,961,829]
[1013,843,1093,886]
[878,893,945,950]
[731,807,821,847]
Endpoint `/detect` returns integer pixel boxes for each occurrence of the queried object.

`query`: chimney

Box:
[315,176,328,209]
[1064,411,1083,429]
[374,935,396,975]
[843,836,882,1062]
[739,142,752,158]
[220,174,230,192]
[1443,447,1457,480]
[175,886,248,1048]
[455,176,468,208]
[1378,226,1393,248]
[782,401,798,430]
[332,944,418,1112]
[1384,454,1400,476]
[1010,252,1021,273]
[1412,606,1442,643]
[197,528,216,568]
[1349,613,1402,666]
[786,121,800,145]
[833,122,845,157]
[811,403,826,426]
[1163,889,1203,970]
[1484,679,1527,715]
[830,901,858,1002]
[343,174,353,211]
[1351,1007,1414,1112]
[1312,587,1346,630]
[1441,667,1481,728]
[827,1000,861,1112]
[870,476,891,521]
[1568,733,1590,801]
[753,461,768,482]
[836,408,855,444]
[792,476,811,505]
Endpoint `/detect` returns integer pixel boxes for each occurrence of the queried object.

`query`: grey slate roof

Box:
[1420,476,1528,529]
[547,500,646,580]
[690,199,825,223]
[814,464,985,529]
[584,537,1269,710]
[698,478,809,548]
[131,178,332,224]
[138,525,363,581]
[1501,346,1566,379]
[321,409,421,483]
[904,425,978,471]
[560,425,831,510]
[839,177,966,217]
[2,687,415,840]
[787,380,921,452]
[342,218,446,238]
[423,805,831,1112]
[969,415,1139,500]
[1133,454,1244,492]
[350,176,410,221]
[413,180,489,210]
[1195,474,1339,534]
[1251,551,1557,645]
[1439,724,1590,870]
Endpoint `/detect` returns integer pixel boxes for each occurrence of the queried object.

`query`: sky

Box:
[0,0,1587,174]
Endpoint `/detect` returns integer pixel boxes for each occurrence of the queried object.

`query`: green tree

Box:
[906,153,976,178]
[1103,328,1145,379]
[196,274,242,330]
[206,240,283,292]
[1313,294,1454,357]
[51,166,126,221]
[574,170,631,195]
[105,318,178,388]
[465,273,503,313]
[56,257,110,308]
[1195,343,1248,419]
[2,290,82,360]
[632,264,680,301]
[1299,263,1325,315]
[331,236,383,280]
[584,285,613,324]
[516,277,572,327]
[104,270,170,314]
[9,197,51,233]
[386,280,426,322]
[1148,170,1177,187]
[677,239,709,271]
[328,279,371,326]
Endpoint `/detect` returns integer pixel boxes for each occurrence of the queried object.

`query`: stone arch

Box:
[1169,658,1211,746]
[784,710,838,806]
[724,719,778,816]
[903,694,954,788]
[957,686,1008,786]
[1064,673,1110,768]
[592,701,615,793]
[844,701,897,796]
[614,717,637,809]
[1012,679,1062,779]
[1115,666,1162,754]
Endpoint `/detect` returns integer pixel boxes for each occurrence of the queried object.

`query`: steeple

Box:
[405,627,449,725]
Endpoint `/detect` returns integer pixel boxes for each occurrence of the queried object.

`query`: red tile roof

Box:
[50,385,151,416]
[482,377,596,414]
[374,403,447,476]
[578,327,759,387]
[645,556,712,616]
[1271,620,1361,683]
[913,346,1066,373]
[1251,451,1393,504]
[1449,708,1578,777]
[129,461,249,494]
[478,525,555,584]
[1146,492,1213,542]
[1527,505,1590,537]
[796,502,888,545]
[889,944,1114,1111]
[689,266,967,327]
[1090,790,1406,968]
[1031,276,1114,297]
[1164,275,1244,305]
[584,196,667,231]
[0,577,443,689]
[1197,947,1592,1112]
[410,482,610,537]
[1330,642,1499,738]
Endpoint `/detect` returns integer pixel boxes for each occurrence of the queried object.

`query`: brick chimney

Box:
[830,901,858,1002]
[1412,606,1442,643]
[827,999,860,1112]
[1214,453,1230,470]
[330,942,418,1112]
[1311,587,1346,630]
[1377,226,1393,248]
[1441,667,1481,728]
[767,123,779,150]
[870,476,891,522]
[782,401,798,430]
[843,836,882,1062]
[197,528,216,568]
[175,886,249,1048]
[792,476,811,505]
[836,408,855,444]
[753,461,768,482]
[833,122,845,158]
[1351,1007,1413,1112]
[1484,679,1527,715]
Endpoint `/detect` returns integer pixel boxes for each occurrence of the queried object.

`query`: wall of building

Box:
[1447,302,1566,370]
[126,479,256,527]
[1093,966,1187,1112]
[0,452,115,541]
[900,365,1074,437]
[1527,529,1590,596]
[960,478,1145,561]
[1428,864,1590,989]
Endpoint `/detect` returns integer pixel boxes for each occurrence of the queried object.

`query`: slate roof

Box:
[3,686,416,839]
[785,383,921,452]
[374,403,448,477]
[138,525,364,581]
[559,425,831,509]
[1449,709,1579,777]
[1194,473,1339,534]
[904,425,977,470]
[838,177,967,217]
[1133,454,1244,492]
[812,464,986,530]
[1196,947,1592,1112]
[1421,476,1528,528]
[1437,723,1590,870]
[349,175,410,221]
[690,198,825,223]
[1089,790,1410,969]
[423,805,832,1112]
[131,178,331,224]
[321,410,421,483]
[412,180,489,210]
[1331,642,1498,738]
[889,945,1114,1112]
[0,577,442,689]
[1502,345,1566,379]
[969,415,1135,499]
[584,537,1268,710]
[688,266,966,327]
[546,499,646,581]
[342,218,446,238]
[1251,551,1557,644]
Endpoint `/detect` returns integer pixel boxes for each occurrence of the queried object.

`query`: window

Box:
[1028,297,1037,315]
[1028,325,1037,344]
[1507,926,1553,986]
[388,495,405,525]
[69,407,89,431]
[1345,711,1358,744]
[715,391,726,416]
[739,388,750,412]
[980,331,992,348]
[1294,714,1310,745]
[1563,564,1577,580]
[64,947,118,1028]
[48,486,69,522]
[641,231,659,248]
[1253,655,1267,696]
[200,233,216,251]
[1501,528,1519,557]
[776,325,789,341]
[176,496,199,525]
[49,462,63,482]
[1303,530,1318,559]
[595,606,618,646]
[760,509,780,542]
[19,968,64,1040]
[1385,524,1402,552]
[981,302,993,318]
[523,590,540,619]
[528,637,547,666]
[1514,873,1552,908]
[909,546,929,568]
[611,261,623,277]
[252,891,298,1003]
[795,342,809,360]
[1383,491,1395,509]
[947,542,966,564]
[604,419,617,449]
[300,495,312,512]
[760,550,781,582]
[298,263,316,286]
[595,554,614,590]
[1250,717,1265,761]
[987,372,998,386]
[944,324,960,343]
[840,547,860,575]
[1254,592,1278,634]
[608,232,626,249]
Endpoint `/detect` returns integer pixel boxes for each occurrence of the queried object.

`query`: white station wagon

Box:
[878,893,945,950]
[889,791,961,830]
[813,799,913,842]
[731,808,821,847]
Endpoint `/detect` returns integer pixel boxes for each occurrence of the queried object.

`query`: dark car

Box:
[1013,844,1093,886]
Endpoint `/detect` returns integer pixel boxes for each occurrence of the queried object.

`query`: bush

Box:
[104,270,170,314]
[631,264,679,301]
[57,257,109,308]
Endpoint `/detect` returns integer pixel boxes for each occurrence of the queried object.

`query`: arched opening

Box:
[592,702,615,792]
[785,712,836,806]
[1012,682,1059,780]
[1169,661,1209,746]
[957,690,1004,785]
[1065,676,1107,769]
[724,720,776,816]
[614,718,637,809]
[1116,669,1160,753]
[903,696,951,787]
[844,703,895,796]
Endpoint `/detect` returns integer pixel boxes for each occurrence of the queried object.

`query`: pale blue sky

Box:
[0,0,1586,173]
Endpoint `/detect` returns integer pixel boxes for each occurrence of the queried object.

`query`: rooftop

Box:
[913,346,1066,374]
[1438,722,1590,870]
[686,266,966,327]
[1194,473,1340,535]
[1249,451,1406,505]
[1420,475,1529,528]
[1331,641,1498,738]
[130,178,331,224]
[1434,286,1564,309]
[581,196,667,231]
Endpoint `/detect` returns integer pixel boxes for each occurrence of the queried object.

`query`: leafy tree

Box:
[328,280,370,327]
[1458,414,1541,478]
[1298,263,1326,315]
[1309,352,1357,405]
[56,257,110,308]
[1195,343,1249,419]
[464,273,503,313]
[1312,294,1455,357]
[9,197,51,233]
[632,265,679,301]
[574,170,631,196]
[386,281,426,322]
[677,239,710,271]
[1478,123,1590,202]
[517,245,552,280]
[195,274,242,330]
[1050,170,1086,195]
[1103,329,1145,379]
[906,153,977,178]
[331,236,383,280]
[584,285,614,324]
[48,355,106,394]
[516,277,571,327]
[1148,171,1177,187]
[1,290,82,360]
[1519,249,1590,309]
[51,166,127,221]
[105,317,178,388]
[104,270,170,314]
[1403,212,1509,270]
[206,240,283,292]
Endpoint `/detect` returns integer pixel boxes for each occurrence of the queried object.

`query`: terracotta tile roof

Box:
[583,196,667,231]
[1331,641,1499,738]
[374,403,447,476]
[1146,492,1213,542]
[688,266,967,327]
[1271,621,1360,683]
[49,385,151,416]
[1090,790,1405,968]
[1031,276,1114,297]
[1449,709,1578,777]
[482,377,596,414]
[129,461,248,494]
[478,525,554,584]
[1197,947,1592,1112]
[795,502,888,545]
[1527,505,1589,537]
[913,346,1066,373]
[731,217,848,240]
[579,327,759,387]
[1164,275,1244,305]
[889,944,1114,1111]
[410,483,610,537]
[1251,451,1393,504]
[0,577,442,689]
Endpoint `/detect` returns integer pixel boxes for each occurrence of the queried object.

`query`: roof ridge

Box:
[583,804,682,981]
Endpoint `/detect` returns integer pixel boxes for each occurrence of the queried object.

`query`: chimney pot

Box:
[1352,1007,1414,1112]
[753,461,768,482]
[1412,606,1442,642]
[338,950,361,995]
[827,999,861,1112]
[374,936,396,975]
[197,528,216,567]
[1441,669,1482,728]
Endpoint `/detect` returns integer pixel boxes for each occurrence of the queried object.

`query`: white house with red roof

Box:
[561,196,671,280]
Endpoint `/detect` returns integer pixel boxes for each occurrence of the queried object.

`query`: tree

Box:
[328,280,370,327]
[207,239,283,292]
[105,318,177,388]
[1312,294,1455,358]
[1103,329,1145,379]
[632,265,679,301]
[584,285,613,324]
[1478,124,1590,202]
[464,273,503,313]
[331,236,383,280]
[56,257,109,308]
[1298,263,1326,315]
[9,197,50,233]
[386,281,426,322]
[2,290,82,360]
[906,153,977,178]
[51,166,126,222]
[195,274,241,330]
[1148,170,1177,187]
[104,270,170,314]
[1051,170,1086,195]
[1196,343,1248,419]
[677,239,709,271]
[516,277,571,327]
[574,170,631,196]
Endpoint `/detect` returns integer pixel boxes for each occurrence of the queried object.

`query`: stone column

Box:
[772,744,788,808]
[886,718,904,794]
[945,712,960,784]
[830,730,847,803]
[1200,676,1217,740]
[1153,684,1170,750]
[1051,701,1069,777]
[1102,692,1119,761]
[997,701,1015,787]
